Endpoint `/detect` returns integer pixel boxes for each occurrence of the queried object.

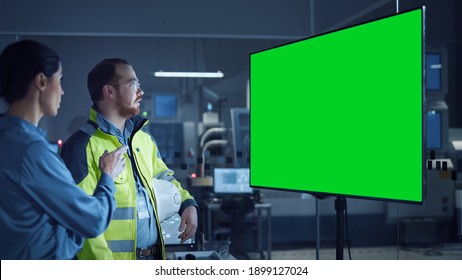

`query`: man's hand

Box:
[178,206,198,243]
[99,146,127,179]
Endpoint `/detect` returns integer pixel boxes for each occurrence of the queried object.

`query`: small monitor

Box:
[161,214,195,246]
[425,45,448,99]
[426,100,449,156]
[426,53,441,91]
[426,110,441,150]
[213,168,252,194]
[161,214,196,253]
[155,94,177,118]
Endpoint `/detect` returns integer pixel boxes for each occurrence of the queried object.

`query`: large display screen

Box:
[250,8,425,203]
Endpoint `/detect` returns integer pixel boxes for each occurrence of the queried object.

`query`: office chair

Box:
[216,195,256,259]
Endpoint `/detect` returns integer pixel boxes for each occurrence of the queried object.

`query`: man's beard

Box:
[116,96,140,118]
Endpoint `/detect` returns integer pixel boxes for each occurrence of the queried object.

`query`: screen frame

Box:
[249,7,426,204]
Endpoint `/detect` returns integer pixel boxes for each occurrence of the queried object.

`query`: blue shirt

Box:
[0,114,117,259]
[95,111,158,248]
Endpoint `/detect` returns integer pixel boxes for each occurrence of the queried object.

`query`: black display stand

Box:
[312,194,346,260]
[334,196,346,260]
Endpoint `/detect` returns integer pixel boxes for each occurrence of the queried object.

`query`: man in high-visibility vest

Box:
[61,58,198,260]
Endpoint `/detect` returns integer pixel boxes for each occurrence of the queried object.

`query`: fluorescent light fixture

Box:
[154,71,224,78]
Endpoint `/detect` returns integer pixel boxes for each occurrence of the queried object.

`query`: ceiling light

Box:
[154,71,224,78]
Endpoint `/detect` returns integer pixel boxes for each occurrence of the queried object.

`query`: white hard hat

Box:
[152,179,181,222]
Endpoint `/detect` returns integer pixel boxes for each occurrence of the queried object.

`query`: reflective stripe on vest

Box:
[112,207,135,220]
[106,240,135,253]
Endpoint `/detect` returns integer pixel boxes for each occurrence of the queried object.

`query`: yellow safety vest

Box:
[61,108,196,260]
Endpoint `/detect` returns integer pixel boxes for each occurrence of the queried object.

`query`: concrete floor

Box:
[257,243,462,260]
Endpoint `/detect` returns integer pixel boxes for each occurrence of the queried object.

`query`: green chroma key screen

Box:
[250,8,424,203]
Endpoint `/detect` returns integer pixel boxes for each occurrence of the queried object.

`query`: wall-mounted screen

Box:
[425,45,448,98]
[155,94,177,118]
[426,53,441,91]
[426,111,441,150]
[250,8,425,203]
[426,100,448,155]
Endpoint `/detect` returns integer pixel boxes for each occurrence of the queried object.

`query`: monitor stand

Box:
[334,196,346,260]
[312,194,346,260]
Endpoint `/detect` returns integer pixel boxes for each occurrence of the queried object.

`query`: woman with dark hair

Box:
[0,40,127,259]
